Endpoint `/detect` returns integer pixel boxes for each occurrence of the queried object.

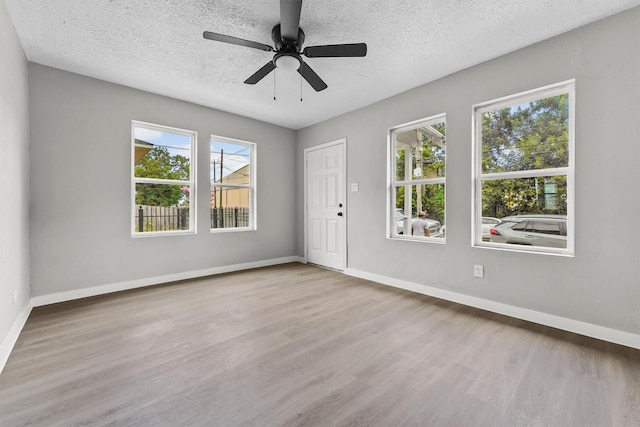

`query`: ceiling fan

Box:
[203,0,367,92]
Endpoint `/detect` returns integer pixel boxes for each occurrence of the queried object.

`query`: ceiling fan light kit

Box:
[274,53,301,72]
[203,0,367,93]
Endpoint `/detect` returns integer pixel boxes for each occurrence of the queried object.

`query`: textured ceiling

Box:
[5,0,640,129]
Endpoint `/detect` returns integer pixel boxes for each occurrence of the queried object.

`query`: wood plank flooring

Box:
[1,263,638,426]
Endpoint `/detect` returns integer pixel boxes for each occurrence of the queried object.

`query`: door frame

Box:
[304,138,347,270]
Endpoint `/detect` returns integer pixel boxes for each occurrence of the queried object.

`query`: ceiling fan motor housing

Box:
[271,24,305,52]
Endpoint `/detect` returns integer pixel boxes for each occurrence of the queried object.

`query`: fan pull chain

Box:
[273,69,276,101]
[300,74,303,102]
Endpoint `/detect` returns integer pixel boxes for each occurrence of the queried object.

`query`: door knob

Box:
[337,212,343,217]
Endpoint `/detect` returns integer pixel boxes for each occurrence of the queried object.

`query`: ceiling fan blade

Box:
[203,31,273,52]
[280,0,302,42]
[303,43,367,58]
[244,61,276,85]
[298,61,327,92]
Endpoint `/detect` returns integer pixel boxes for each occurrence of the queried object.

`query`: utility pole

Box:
[212,160,217,208]
[219,149,224,209]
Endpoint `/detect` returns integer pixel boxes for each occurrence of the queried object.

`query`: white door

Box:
[305,141,345,270]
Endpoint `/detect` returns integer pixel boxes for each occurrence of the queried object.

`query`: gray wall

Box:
[28,64,297,296]
[0,0,30,346]
[296,8,640,335]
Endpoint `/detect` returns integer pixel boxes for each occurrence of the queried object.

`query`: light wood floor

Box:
[1,263,638,426]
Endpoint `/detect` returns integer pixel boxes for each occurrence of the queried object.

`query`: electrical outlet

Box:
[13,290,18,304]
[473,265,484,278]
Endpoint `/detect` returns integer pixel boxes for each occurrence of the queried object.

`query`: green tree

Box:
[135,147,190,206]
[481,94,568,218]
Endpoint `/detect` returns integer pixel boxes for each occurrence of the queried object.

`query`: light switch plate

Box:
[351,183,359,192]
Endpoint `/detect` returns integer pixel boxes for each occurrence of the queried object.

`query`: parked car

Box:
[489,215,567,248]
[481,217,500,241]
[395,208,443,238]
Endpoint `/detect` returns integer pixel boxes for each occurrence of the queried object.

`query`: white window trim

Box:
[471,80,575,256]
[131,120,197,237]
[388,113,446,243]
[209,135,257,233]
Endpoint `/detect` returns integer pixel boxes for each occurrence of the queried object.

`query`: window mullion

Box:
[134,177,191,186]
[210,183,250,189]
[395,177,446,186]
[480,167,569,181]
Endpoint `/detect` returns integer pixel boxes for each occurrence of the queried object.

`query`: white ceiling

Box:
[5,0,640,129]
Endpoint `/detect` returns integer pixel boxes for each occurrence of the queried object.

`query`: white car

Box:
[481,217,500,241]
[489,215,567,248]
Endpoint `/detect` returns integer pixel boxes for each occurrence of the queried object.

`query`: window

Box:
[131,121,196,235]
[473,80,574,255]
[210,136,256,232]
[389,114,446,241]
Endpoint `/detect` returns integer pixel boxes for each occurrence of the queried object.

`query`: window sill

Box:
[131,230,195,238]
[210,227,256,234]
[389,235,446,244]
[472,241,574,257]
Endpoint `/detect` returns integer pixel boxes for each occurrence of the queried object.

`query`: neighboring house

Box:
[210,164,250,208]
[133,139,153,163]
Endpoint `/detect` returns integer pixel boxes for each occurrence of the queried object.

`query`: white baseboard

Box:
[0,301,33,375]
[31,256,304,307]
[344,268,640,350]
[4,257,635,376]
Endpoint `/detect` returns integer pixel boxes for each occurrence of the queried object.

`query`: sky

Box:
[210,138,251,181]
[134,126,192,160]
[134,126,251,181]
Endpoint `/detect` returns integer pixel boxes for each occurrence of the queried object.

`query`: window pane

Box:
[394,184,445,238]
[210,137,254,231]
[395,122,445,181]
[210,138,251,184]
[395,147,408,181]
[133,126,191,180]
[134,183,190,233]
[394,187,410,235]
[210,187,251,229]
[481,94,569,174]
[482,177,567,249]
[481,176,567,218]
